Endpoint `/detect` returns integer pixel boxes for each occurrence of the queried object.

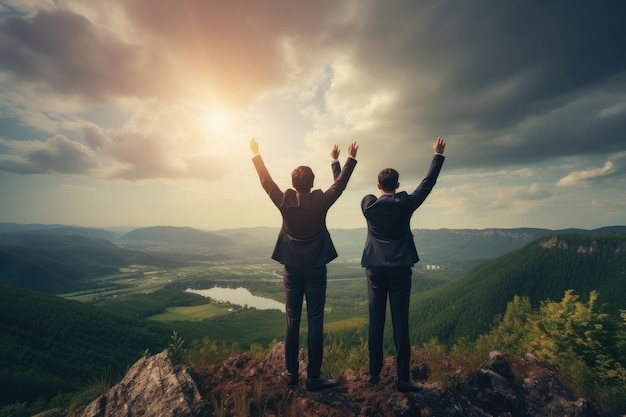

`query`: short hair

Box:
[292,165,314,193]
[378,168,399,192]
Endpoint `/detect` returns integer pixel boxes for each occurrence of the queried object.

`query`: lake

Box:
[187,287,285,312]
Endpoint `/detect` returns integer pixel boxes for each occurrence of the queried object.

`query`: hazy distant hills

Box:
[2,222,625,267]
[0,223,117,240]
[1,222,625,294]
[0,233,182,294]
[409,233,626,346]
[119,225,236,248]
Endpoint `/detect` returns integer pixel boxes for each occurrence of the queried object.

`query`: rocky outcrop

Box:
[70,344,617,417]
[76,350,207,417]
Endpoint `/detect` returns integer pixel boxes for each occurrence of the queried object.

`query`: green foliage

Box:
[528,291,626,411]
[69,367,119,411]
[184,337,239,365]
[323,328,369,377]
[472,295,533,357]
[471,290,626,413]
[168,331,187,363]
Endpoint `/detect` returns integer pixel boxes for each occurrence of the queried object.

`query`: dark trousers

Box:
[366,266,412,381]
[283,265,327,378]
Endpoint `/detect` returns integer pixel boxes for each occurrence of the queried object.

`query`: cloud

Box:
[0,102,232,180]
[557,152,626,187]
[1,0,626,184]
[0,8,171,102]
[81,102,232,181]
[0,134,98,174]
[269,0,626,181]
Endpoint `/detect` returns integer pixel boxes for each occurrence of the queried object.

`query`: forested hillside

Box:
[0,238,182,293]
[0,284,285,411]
[409,233,626,345]
[0,285,171,407]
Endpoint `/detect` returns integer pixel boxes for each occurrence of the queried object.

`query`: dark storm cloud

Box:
[341,0,626,171]
[0,9,165,101]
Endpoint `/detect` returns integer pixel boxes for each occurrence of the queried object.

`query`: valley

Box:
[2,223,626,415]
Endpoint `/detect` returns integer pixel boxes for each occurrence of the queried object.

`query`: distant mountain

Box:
[321,226,626,267]
[408,233,626,346]
[121,226,236,248]
[4,223,625,267]
[212,226,278,244]
[0,241,182,294]
[0,223,118,240]
[0,231,118,248]
[211,226,555,265]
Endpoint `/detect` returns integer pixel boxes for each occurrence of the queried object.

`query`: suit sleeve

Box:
[331,161,341,181]
[408,154,445,210]
[252,155,284,208]
[323,157,357,208]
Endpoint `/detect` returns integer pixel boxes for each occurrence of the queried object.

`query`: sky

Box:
[0,0,625,231]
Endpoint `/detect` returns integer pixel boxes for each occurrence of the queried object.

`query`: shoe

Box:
[305,374,339,391]
[368,375,380,384]
[397,379,423,392]
[281,371,298,385]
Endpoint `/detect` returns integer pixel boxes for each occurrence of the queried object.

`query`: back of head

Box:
[378,168,399,193]
[292,165,314,193]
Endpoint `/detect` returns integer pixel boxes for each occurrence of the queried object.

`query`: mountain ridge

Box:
[409,232,626,345]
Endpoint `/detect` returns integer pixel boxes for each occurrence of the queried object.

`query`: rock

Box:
[74,350,207,417]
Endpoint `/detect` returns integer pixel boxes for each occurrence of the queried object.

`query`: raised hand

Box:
[331,144,340,160]
[433,137,445,154]
[348,141,359,158]
[250,137,259,155]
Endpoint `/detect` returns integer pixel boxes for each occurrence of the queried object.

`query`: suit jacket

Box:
[361,154,445,268]
[252,154,357,268]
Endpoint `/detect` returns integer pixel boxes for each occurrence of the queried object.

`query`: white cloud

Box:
[557,151,626,187]
[81,101,233,181]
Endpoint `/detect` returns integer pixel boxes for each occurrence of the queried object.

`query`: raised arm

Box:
[407,137,446,209]
[250,137,284,208]
[331,142,357,180]
[323,141,358,207]
[331,144,341,181]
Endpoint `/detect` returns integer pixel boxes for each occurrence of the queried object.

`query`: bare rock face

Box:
[75,350,208,417]
[70,345,617,417]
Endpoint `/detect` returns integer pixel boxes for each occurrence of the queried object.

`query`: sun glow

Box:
[205,109,231,134]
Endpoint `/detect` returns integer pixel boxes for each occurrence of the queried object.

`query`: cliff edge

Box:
[68,343,615,417]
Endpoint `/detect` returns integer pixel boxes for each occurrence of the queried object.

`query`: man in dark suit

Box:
[250,137,358,391]
[361,136,446,392]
